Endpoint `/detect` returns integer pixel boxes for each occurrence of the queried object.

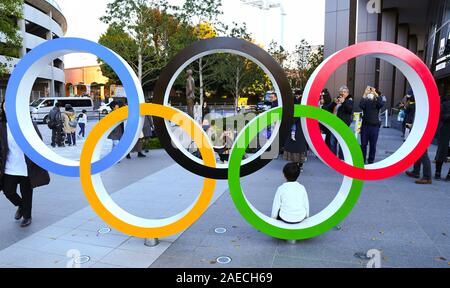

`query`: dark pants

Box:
[2,174,33,219]
[277,212,302,225]
[78,123,86,138]
[324,129,332,150]
[402,119,407,136]
[330,134,344,160]
[435,124,450,162]
[51,125,63,146]
[360,124,380,164]
[413,151,432,180]
[66,133,76,146]
[330,134,338,155]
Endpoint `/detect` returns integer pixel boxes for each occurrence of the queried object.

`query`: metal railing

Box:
[379,109,391,128]
[45,0,63,12]
[31,111,106,123]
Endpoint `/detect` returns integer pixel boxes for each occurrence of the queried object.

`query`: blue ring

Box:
[5,38,142,177]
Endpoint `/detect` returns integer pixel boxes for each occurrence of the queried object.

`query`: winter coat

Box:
[436,100,450,162]
[284,118,307,154]
[360,96,386,126]
[49,106,62,125]
[143,116,154,138]
[405,102,416,126]
[326,97,354,126]
[108,122,124,141]
[62,111,77,134]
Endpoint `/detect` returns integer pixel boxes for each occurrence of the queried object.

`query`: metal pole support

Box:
[287,240,297,245]
[144,238,160,247]
[384,110,390,128]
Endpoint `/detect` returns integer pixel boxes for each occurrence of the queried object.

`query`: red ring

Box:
[305,41,440,181]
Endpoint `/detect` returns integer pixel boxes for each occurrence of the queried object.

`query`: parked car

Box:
[97,97,128,115]
[97,102,112,115]
[30,97,94,124]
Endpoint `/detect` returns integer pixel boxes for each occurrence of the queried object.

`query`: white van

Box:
[30,97,94,124]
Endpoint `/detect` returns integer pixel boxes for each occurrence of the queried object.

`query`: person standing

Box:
[435,94,450,181]
[283,118,307,171]
[325,85,354,159]
[0,101,50,227]
[77,110,88,139]
[194,102,202,125]
[320,89,333,149]
[283,91,307,171]
[142,115,154,154]
[186,69,196,118]
[202,101,210,121]
[405,95,432,184]
[108,101,124,151]
[401,91,414,140]
[62,105,77,146]
[48,102,64,147]
[267,92,279,139]
[359,87,386,164]
[127,133,146,159]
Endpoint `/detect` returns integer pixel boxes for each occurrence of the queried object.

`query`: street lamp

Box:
[240,0,287,48]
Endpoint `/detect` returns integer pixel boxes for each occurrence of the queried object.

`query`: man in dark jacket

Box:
[435,95,450,181]
[405,95,432,184]
[49,102,64,147]
[325,85,354,159]
[360,89,386,164]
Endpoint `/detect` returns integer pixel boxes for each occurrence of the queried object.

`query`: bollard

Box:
[287,240,297,245]
[144,238,160,247]
[384,110,390,128]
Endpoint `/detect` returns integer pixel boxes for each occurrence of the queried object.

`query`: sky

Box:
[58,0,325,68]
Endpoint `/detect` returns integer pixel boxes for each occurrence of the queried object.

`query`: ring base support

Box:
[144,238,160,247]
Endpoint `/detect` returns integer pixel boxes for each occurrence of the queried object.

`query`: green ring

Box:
[228,105,365,240]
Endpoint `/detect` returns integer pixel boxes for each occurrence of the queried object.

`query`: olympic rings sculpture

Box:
[5,37,440,240]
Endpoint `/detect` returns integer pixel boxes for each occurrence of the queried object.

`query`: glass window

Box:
[30,99,44,108]
[57,99,92,108]
[42,100,55,107]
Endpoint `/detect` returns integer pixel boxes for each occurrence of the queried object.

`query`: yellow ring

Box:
[79,103,217,238]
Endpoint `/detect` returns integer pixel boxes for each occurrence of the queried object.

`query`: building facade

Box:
[324,0,448,109]
[0,0,67,100]
[64,65,110,101]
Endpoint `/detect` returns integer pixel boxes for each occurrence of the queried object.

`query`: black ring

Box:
[153,37,293,179]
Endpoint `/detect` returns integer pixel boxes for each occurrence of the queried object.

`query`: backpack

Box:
[68,115,78,128]
[47,113,56,129]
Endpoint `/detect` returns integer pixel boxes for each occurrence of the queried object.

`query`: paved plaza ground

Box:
[0,121,449,268]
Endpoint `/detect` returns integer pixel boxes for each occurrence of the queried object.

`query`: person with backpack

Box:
[77,110,88,139]
[62,104,77,147]
[48,102,64,148]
